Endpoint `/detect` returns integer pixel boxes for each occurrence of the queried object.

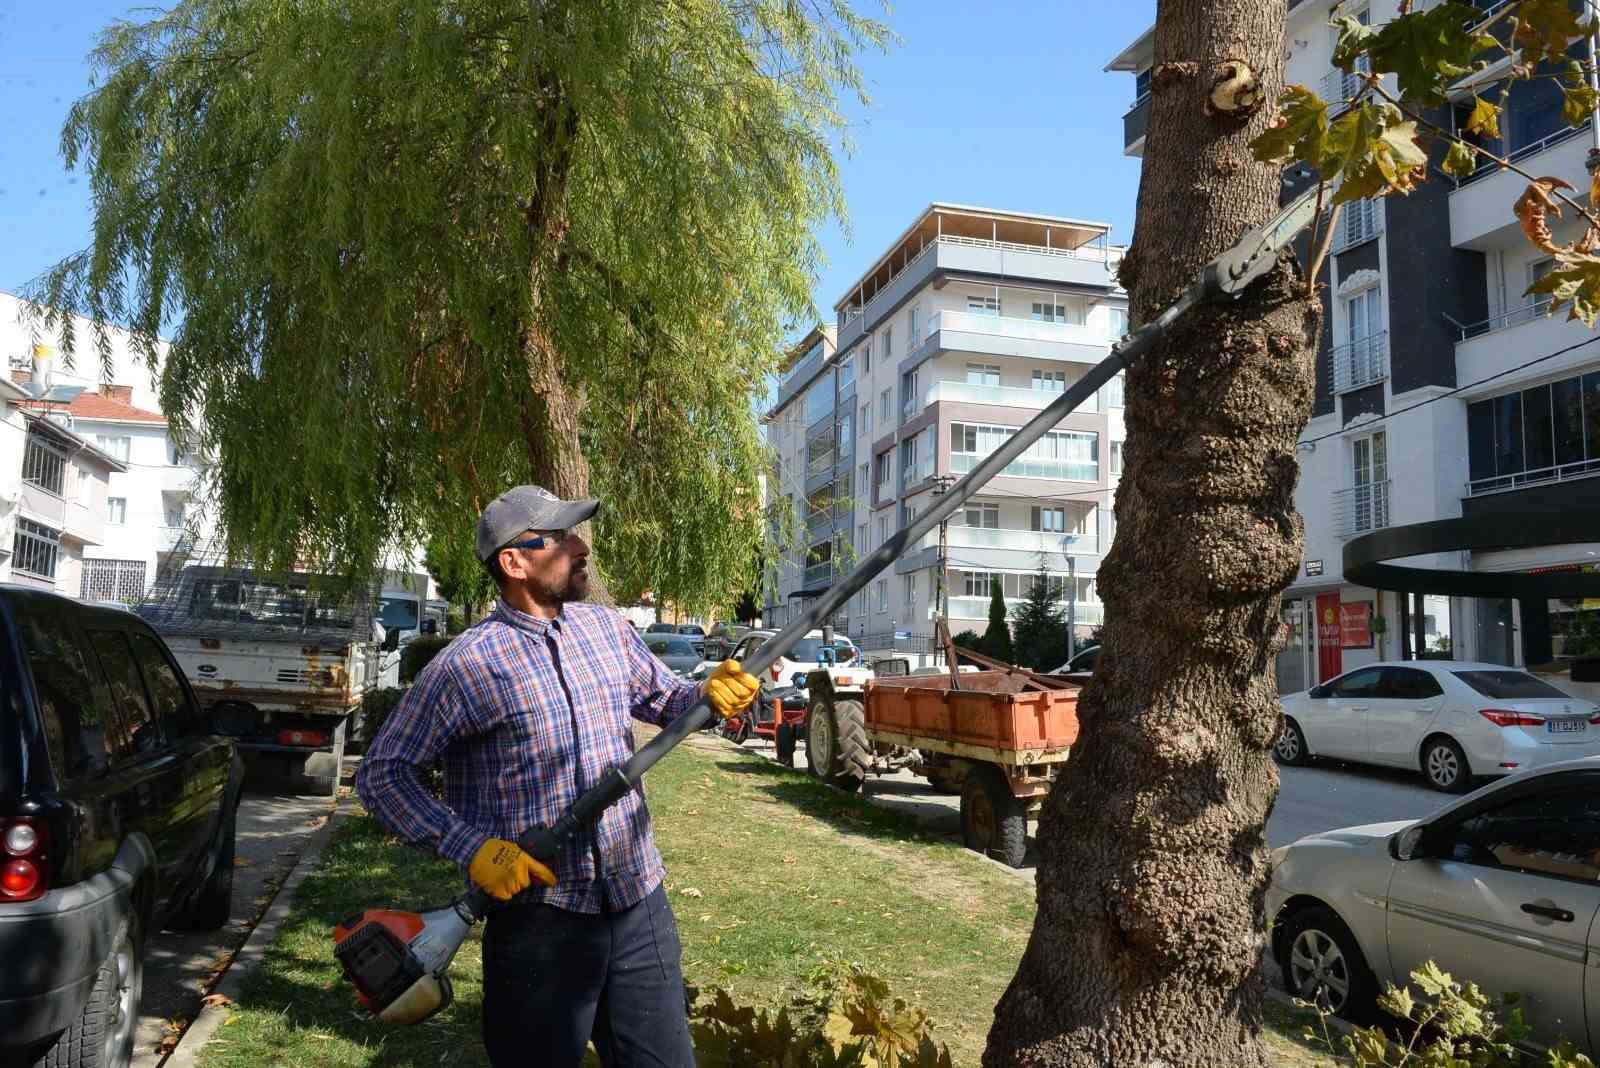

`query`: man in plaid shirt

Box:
[358,485,759,1067]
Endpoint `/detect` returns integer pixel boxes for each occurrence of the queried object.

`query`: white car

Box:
[1267,759,1600,1054]
[1276,661,1600,793]
[729,629,862,689]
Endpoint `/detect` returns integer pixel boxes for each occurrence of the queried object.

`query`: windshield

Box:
[1453,670,1571,700]
[378,595,421,632]
[648,638,695,657]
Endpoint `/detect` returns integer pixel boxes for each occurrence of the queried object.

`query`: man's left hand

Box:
[701,660,759,718]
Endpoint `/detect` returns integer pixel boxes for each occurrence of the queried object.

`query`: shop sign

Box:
[1305,559,1324,577]
[1340,602,1373,649]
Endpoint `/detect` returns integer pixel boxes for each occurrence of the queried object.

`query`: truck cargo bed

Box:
[865,671,1079,755]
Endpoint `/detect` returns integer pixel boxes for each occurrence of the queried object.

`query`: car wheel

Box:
[36,910,142,1068]
[1274,717,1311,767]
[1278,905,1375,1022]
[175,799,236,931]
[1421,736,1472,794]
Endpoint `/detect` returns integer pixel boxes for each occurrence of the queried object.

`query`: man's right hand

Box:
[469,838,558,901]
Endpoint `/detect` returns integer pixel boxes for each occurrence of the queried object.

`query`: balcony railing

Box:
[1468,458,1600,496]
[948,526,1099,556]
[803,562,834,588]
[946,596,1104,626]
[921,309,1106,349]
[1332,480,1392,539]
[925,380,1099,412]
[1321,67,1369,117]
[1454,298,1552,340]
[1456,123,1589,187]
[1331,331,1389,394]
[951,452,1097,483]
[900,459,934,489]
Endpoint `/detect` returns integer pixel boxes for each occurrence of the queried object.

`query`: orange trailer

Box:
[801,669,1079,868]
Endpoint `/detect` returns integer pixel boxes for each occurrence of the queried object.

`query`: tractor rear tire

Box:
[806,696,867,793]
[961,765,1027,868]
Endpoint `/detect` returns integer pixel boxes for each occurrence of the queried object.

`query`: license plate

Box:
[1548,718,1587,733]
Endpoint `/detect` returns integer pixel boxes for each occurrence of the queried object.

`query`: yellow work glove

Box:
[701,659,759,719]
[468,838,557,901]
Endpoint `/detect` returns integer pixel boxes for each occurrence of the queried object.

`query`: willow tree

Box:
[986,2,1599,1064]
[33,0,885,612]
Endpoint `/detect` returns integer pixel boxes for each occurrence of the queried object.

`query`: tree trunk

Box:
[983,1,1320,1064]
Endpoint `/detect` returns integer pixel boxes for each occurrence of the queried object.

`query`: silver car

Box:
[643,634,702,676]
[1267,758,1600,1054]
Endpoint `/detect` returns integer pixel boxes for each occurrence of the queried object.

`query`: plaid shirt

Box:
[356,600,702,913]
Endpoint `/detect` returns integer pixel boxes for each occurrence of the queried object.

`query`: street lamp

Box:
[1061,533,1079,661]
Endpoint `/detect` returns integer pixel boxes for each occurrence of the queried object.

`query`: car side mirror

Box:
[1392,824,1428,861]
[381,628,400,653]
[1308,685,1330,699]
[792,671,808,688]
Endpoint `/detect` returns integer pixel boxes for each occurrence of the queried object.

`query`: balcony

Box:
[1450,123,1590,250]
[1330,332,1388,394]
[158,526,187,551]
[900,458,934,490]
[914,310,1108,369]
[948,525,1099,556]
[1454,299,1596,389]
[1330,198,1382,254]
[947,596,1104,626]
[924,379,1099,413]
[1332,481,1391,539]
[802,562,833,589]
[1320,67,1368,117]
[951,451,1097,483]
[1123,94,1149,156]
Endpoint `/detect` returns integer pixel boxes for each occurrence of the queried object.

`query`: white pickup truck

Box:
[137,563,380,795]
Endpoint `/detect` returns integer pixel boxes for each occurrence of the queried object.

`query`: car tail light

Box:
[278,728,328,748]
[770,664,782,682]
[1478,709,1545,728]
[1590,711,1600,726]
[0,818,47,902]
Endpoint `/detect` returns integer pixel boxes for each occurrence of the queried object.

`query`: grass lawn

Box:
[194,728,1339,1067]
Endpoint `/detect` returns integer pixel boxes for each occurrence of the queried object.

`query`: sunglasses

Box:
[501,530,569,553]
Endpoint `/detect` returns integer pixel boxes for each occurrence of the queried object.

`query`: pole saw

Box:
[331,185,1323,1025]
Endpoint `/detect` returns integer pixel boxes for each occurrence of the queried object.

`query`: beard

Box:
[533,561,590,604]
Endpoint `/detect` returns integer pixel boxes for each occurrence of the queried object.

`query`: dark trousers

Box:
[481,883,696,1067]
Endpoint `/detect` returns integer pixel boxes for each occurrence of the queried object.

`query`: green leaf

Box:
[1360,3,1499,104]
[1529,252,1600,328]
[1442,139,1477,178]
[1516,0,1597,66]
[1379,984,1417,1022]
[1331,14,1379,72]
[1564,83,1598,129]
[1412,959,1456,998]
[1465,94,1501,140]
[1250,85,1329,165]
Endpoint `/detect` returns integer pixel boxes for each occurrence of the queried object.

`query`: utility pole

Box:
[932,475,956,662]
[1062,533,1079,663]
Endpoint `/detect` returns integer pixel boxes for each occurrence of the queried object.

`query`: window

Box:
[168,438,186,466]
[1104,373,1126,408]
[108,497,127,525]
[80,559,147,604]
[95,435,131,464]
[803,371,835,425]
[857,523,868,553]
[1031,302,1068,322]
[881,326,893,361]
[1471,370,1600,491]
[903,574,915,607]
[962,503,1000,528]
[87,631,161,760]
[858,462,869,495]
[967,295,1001,317]
[1108,308,1128,338]
[861,402,871,436]
[1110,441,1124,477]
[876,516,889,546]
[1329,667,1384,698]
[899,436,918,488]
[13,605,119,778]
[908,305,921,342]
[22,432,66,496]
[1351,431,1389,533]
[1528,258,1555,315]
[875,579,888,611]
[949,422,1098,481]
[1380,667,1444,701]
[967,364,1001,387]
[874,451,892,491]
[900,369,920,421]
[1134,67,1151,104]
[1032,370,1065,393]
[13,518,60,579]
[1032,506,1067,533]
[131,632,205,738]
[77,468,93,506]
[1441,788,1600,882]
[862,342,871,376]
[1453,670,1570,699]
[839,355,855,391]
[964,570,997,598]
[880,388,891,423]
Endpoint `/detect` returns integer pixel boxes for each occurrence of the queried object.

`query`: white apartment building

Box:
[1110,0,1600,689]
[765,205,1128,652]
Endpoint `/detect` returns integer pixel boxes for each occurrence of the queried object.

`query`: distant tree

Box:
[1010,559,1066,670]
[733,590,761,626]
[953,629,982,651]
[423,533,494,626]
[981,579,1012,664]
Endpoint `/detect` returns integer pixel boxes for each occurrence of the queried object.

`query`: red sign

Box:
[1340,602,1373,649]
[1316,594,1342,683]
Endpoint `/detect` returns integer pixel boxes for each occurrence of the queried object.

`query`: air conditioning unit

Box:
[46,412,73,431]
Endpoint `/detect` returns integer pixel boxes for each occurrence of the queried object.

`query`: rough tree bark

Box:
[983,2,1321,1065]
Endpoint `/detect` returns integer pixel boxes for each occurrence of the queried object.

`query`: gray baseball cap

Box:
[475,485,600,563]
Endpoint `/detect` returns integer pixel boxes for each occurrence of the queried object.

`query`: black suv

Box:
[0,588,242,1068]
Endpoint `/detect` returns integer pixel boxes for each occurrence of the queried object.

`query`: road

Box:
[740,735,1446,878]
[132,792,335,1068]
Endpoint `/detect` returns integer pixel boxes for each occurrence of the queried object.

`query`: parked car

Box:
[645,622,678,634]
[675,624,707,638]
[1275,661,1600,793]
[643,634,703,676]
[1049,644,1101,681]
[0,587,243,1068]
[730,629,860,688]
[1268,758,1600,1054]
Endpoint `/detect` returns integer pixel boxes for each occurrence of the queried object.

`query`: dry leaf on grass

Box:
[680,886,704,898]
[201,993,234,1008]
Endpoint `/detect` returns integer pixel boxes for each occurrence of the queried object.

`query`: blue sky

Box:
[0,1,1151,328]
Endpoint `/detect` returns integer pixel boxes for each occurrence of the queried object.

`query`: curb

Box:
[162,800,347,1068]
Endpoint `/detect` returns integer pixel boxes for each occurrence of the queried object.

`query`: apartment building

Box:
[765,205,1128,650]
[1109,0,1600,689]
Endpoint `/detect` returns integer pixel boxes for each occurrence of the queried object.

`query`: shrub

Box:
[400,636,451,683]
[952,629,982,651]
[352,687,406,754]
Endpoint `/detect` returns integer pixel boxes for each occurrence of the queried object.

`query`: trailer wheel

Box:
[806,696,867,793]
[775,722,796,767]
[961,766,1027,868]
